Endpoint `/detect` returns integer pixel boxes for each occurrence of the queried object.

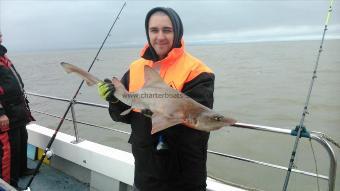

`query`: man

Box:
[0,32,35,188]
[98,7,214,191]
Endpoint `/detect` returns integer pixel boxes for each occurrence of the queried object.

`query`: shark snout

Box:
[223,117,237,126]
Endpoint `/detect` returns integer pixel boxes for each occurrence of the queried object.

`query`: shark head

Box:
[195,111,237,131]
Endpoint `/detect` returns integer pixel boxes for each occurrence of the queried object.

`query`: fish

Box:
[60,62,237,134]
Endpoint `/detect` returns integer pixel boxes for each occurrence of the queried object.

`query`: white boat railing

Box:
[26,91,338,191]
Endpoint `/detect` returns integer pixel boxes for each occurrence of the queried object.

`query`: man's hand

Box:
[0,114,9,129]
[97,79,118,102]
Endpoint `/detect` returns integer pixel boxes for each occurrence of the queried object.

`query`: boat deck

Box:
[15,159,245,191]
[18,159,89,191]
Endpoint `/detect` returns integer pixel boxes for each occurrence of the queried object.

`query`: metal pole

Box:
[70,100,82,144]
[310,134,337,191]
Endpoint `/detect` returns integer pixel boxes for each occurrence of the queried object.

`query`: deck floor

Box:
[18,159,89,191]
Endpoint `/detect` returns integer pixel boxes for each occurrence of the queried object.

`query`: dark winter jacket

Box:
[0,45,34,131]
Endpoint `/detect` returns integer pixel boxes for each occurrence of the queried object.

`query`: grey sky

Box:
[0,0,339,52]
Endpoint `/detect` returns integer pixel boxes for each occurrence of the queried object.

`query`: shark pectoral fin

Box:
[150,114,182,134]
[120,108,132,116]
[183,117,199,129]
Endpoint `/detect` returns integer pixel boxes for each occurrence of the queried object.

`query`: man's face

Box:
[148,13,174,60]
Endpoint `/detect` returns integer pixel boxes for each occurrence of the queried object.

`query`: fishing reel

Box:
[22,187,31,191]
[45,148,54,159]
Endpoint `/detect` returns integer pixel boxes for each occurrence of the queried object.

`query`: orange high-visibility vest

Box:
[129,42,213,93]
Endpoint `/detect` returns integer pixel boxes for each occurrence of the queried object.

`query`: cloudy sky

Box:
[0,0,339,52]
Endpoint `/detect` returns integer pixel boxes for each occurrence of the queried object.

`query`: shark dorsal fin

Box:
[144,65,164,87]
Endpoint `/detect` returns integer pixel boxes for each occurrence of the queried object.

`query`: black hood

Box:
[0,44,7,56]
[144,7,183,61]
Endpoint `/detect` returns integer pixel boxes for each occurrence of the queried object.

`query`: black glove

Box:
[97,79,118,102]
[141,109,153,118]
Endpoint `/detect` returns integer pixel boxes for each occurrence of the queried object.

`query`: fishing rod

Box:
[24,2,127,189]
[282,0,335,190]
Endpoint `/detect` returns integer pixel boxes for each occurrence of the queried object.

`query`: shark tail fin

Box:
[60,62,100,86]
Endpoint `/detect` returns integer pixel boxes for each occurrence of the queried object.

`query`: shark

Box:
[61,62,236,134]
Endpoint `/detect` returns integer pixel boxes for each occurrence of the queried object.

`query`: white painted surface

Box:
[26,123,245,191]
[27,123,134,185]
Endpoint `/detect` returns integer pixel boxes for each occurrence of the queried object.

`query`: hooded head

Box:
[144,7,183,61]
[0,32,7,56]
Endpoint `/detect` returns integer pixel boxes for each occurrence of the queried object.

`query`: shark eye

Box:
[213,116,223,121]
